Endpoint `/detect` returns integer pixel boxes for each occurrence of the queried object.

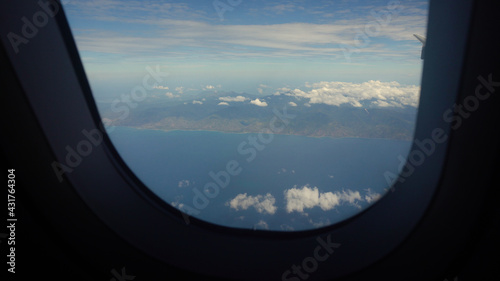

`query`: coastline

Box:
[107,125,413,142]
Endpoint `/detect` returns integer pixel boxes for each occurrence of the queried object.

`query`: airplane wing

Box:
[413,34,426,45]
[413,34,426,60]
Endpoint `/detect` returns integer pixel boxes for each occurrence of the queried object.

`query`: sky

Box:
[62,0,428,101]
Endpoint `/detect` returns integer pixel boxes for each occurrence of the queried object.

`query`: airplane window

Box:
[62,0,429,231]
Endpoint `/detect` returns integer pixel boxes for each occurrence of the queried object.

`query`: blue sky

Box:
[63,0,428,100]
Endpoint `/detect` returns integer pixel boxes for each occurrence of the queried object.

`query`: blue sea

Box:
[107,126,411,231]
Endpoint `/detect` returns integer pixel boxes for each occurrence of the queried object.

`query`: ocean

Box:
[107,126,411,231]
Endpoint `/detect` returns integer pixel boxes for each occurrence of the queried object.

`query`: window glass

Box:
[63,0,429,231]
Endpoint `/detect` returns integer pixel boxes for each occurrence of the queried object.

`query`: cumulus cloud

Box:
[288,101,297,107]
[275,80,420,108]
[218,102,229,106]
[175,86,184,94]
[278,168,290,174]
[171,201,183,208]
[219,95,248,102]
[154,85,169,90]
[284,185,362,213]
[308,218,332,228]
[364,188,382,204]
[204,85,215,90]
[165,92,179,98]
[178,180,190,188]
[226,193,277,215]
[192,100,203,104]
[274,87,291,95]
[250,98,268,107]
[254,220,269,230]
[170,196,189,213]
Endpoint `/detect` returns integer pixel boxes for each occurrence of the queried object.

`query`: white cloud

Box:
[265,3,303,14]
[364,188,382,204]
[341,189,363,208]
[219,96,248,102]
[175,86,184,94]
[171,201,183,208]
[178,180,190,188]
[67,0,427,62]
[226,193,277,215]
[254,220,269,230]
[250,98,268,107]
[308,218,332,228]
[257,84,271,95]
[277,167,288,174]
[218,102,229,106]
[276,80,419,108]
[284,185,362,213]
[204,85,215,90]
[288,101,297,107]
[165,92,179,98]
[154,85,169,89]
[274,87,290,96]
[280,224,294,231]
[192,100,203,104]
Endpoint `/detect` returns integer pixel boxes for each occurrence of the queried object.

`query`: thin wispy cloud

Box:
[165,92,179,98]
[219,96,248,102]
[64,0,428,62]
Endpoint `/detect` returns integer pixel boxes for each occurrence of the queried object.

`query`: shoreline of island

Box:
[106,125,412,142]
